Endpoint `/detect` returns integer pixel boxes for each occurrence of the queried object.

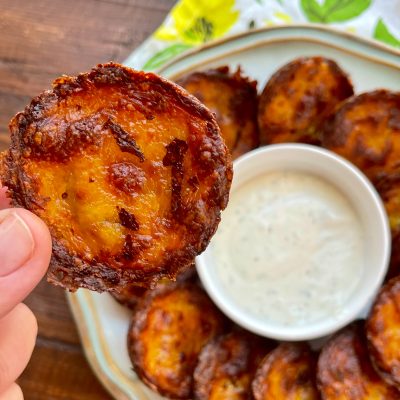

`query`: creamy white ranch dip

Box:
[211,170,364,327]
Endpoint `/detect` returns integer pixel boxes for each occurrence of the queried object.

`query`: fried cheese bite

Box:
[366,276,400,388]
[317,322,399,399]
[111,263,197,309]
[128,282,226,399]
[322,90,400,184]
[258,56,353,145]
[1,63,232,292]
[374,176,400,277]
[110,284,148,310]
[252,342,319,400]
[322,90,400,277]
[193,330,271,400]
[176,66,259,159]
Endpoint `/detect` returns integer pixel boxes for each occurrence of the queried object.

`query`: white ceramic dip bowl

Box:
[196,144,390,341]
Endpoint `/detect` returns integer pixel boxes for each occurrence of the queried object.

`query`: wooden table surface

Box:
[0,1,175,398]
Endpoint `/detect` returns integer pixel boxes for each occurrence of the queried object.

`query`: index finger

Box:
[0,208,52,318]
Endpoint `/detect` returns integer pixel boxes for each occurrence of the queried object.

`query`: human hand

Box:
[0,185,52,399]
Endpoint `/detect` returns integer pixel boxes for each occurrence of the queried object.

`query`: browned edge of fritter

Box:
[177,65,258,92]
[0,151,6,182]
[110,263,198,309]
[366,275,400,388]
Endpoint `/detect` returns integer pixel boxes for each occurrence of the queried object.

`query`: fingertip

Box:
[17,303,38,337]
[0,209,52,318]
[10,208,52,280]
[0,304,37,394]
[13,208,52,260]
[0,383,24,400]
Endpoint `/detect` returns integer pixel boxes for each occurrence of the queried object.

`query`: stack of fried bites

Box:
[2,58,400,399]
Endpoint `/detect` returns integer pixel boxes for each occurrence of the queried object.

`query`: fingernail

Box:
[0,211,34,276]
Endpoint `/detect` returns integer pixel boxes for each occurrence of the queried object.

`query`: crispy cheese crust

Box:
[251,342,319,400]
[128,282,226,399]
[322,90,400,277]
[366,276,400,387]
[111,264,197,309]
[317,322,399,399]
[177,66,259,159]
[322,90,400,183]
[193,331,271,400]
[258,56,353,145]
[375,176,400,277]
[110,284,148,309]
[2,63,232,291]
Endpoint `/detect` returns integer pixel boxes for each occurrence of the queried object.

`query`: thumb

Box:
[0,208,52,318]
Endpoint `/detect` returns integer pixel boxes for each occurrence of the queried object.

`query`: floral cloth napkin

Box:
[124,0,400,71]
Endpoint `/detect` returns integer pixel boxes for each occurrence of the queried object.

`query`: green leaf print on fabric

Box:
[374,18,400,48]
[143,43,192,71]
[301,0,371,23]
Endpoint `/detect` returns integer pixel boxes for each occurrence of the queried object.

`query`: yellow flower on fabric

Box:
[274,12,293,23]
[345,26,357,33]
[155,0,239,45]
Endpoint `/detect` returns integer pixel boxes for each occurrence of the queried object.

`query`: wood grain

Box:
[20,337,111,399]
[0,0,175,150]
[0,0,175,398]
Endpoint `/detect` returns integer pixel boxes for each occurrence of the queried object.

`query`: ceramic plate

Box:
[67,25,400,400]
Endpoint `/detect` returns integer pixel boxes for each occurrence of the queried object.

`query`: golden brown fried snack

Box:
[110,285,148,310]
[258,56,353,145]
[374,176,400,277]
[128,282,226,399]
[194,330,271,400]
[252,342,319,400]
[322,90,400,183]
[2,63,232,292]
[177,66,259,159]
[317,322,399,399]
[322,90,400,277]
[111,263,197,309]
[366,276,400,387]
